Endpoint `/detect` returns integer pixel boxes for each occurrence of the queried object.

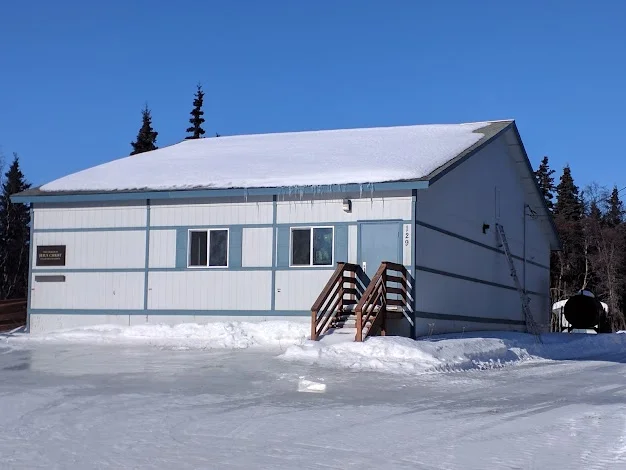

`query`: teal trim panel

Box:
[414,310,526,326]
[26,205,34,333]
[410,189,417,338]
[276,226,290,267]
[175,228,188,268]
[33,227,147,233]
[334,225,348,262]
[229,226,243,268]
[30,267,330,273]
[28,309,310,316]
[271,195,277,310]
[143,200,150,310]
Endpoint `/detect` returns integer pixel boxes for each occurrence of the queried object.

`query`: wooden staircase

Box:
[311,261,412,342]
[310,263,368,341]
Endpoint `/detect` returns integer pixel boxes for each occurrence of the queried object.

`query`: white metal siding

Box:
[29,314,131,333]
[414,317,522,337]
[150,200,273,226]
[242,228,273,267]
[34,203,146,229]
[28,313,308,333]
[415,270,523,320]
[30,272,144,310]
[348,225,358,263]
[276,197,412,224]
[149,230,176,268]
[274,269,335,311]
[147,271,272,310]
[415,133,552,334]
[415,226,524,290]
[32,231,146,269]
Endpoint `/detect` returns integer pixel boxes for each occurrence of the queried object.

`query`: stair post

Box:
[311,309,318,341]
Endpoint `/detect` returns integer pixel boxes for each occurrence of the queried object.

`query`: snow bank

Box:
[5,321,309,350]
[40,122,492,192]
[6,322,626,375]
[280,332,626,374]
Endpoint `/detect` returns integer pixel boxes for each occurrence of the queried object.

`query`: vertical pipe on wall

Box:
[523,203,527,295]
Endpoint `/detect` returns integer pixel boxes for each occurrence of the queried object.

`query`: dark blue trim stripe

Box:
[28,309,310,316]
[12,181,430,204]
[416,265,546,297]
[32,268,146,273]
[143,200,150,311]
[32,220,413,233]
[27,205,34,333]
[410,189,417,339]
[33,227,146,233]
[271,195,277,311]
[415,310,526,326]
[415,220,550,271]
[30,267,334,273]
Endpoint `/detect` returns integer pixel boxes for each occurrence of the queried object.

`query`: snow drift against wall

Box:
[40,122,492,192]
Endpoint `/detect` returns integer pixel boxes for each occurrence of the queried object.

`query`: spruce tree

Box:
[130,104,158,155]
[605,186,623,228]
[589,200,602,221]
[0,154,31,299]
[534,156,556,211]
[185,84,206,139]
[554,165,583,221]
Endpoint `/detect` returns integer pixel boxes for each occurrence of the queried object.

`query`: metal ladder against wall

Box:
[495,223,542,342]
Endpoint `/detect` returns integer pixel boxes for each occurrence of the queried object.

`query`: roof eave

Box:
[10,179,431,204]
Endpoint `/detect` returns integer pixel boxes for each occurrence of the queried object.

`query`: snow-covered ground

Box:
[2,322,626,469]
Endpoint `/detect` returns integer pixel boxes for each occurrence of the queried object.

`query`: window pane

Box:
[313,228,333,266]
[189,231,208,266]
[209,230,228,267]
[291,229,311,265]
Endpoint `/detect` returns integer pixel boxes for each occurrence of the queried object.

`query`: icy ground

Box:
[1,325,626,469]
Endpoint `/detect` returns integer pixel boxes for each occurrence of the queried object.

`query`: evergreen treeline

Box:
[535,157,626,332]
[0,154,30,300]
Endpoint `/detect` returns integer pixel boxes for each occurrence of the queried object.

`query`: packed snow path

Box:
[1,336,626,468]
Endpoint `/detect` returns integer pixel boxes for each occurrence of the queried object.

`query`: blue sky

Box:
[1,0,624,194]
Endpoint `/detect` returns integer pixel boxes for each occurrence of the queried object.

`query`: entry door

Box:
[359,222,401,278]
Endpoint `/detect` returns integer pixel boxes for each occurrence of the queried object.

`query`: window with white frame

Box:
[188,229,229,267]
[290,227,333,266]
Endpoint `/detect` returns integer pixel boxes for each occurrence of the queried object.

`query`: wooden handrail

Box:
[311,263,347,313]
[310,263,363,340]
[355,262,411,342]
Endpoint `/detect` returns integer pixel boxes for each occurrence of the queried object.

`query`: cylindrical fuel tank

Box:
[563,292,603,329]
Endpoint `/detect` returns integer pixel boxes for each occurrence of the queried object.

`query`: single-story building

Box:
[13,120,560,338]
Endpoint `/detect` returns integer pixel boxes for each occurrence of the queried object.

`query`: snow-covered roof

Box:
[37,120,510,193]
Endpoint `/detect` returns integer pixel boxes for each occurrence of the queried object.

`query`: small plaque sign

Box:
[36,245,66,266]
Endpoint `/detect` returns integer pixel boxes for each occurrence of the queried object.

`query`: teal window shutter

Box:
[175,228,188,268]
[334,225,348,263]
[276,226,290,267]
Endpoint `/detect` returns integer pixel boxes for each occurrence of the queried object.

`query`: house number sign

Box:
[402,224,411,265]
